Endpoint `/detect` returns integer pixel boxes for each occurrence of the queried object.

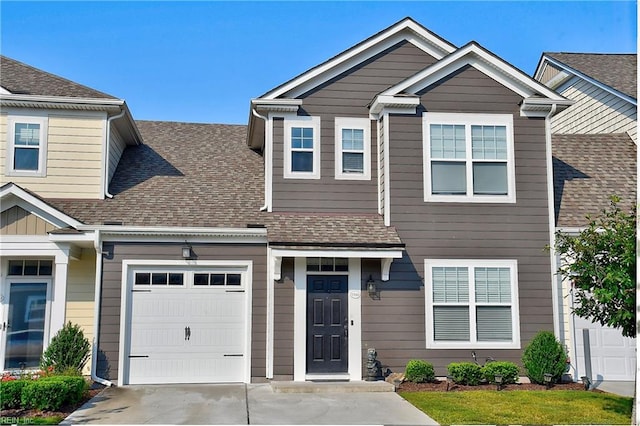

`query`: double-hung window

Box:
[424,259,520,349]
[7,115,48,176]
[284,116,321,179]
[423,113,514,203]
[335,117,371,180]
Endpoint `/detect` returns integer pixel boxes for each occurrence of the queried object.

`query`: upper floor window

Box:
[6,115,48,177]
[284,116,321,179]
[335,117,371,180]
[424,259,520,349]
[423,113,515,203]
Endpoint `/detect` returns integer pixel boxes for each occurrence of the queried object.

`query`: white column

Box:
[348,258,362,381]
[49,249,69,341]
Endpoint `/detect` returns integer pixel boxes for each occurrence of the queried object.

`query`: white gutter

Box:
[90,229,113,387]
[252,108,270,211]
[545,104,561,338]
[104,109,126,199]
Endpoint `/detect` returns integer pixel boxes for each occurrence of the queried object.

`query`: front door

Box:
[2,281,49,369]
[306,275,348,374]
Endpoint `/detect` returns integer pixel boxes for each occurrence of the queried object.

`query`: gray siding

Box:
[272,41,437,213]
[361,66,554,375]
[273,258,295,379]
[97,242,267,382]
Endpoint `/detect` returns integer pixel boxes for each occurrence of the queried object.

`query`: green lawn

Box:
[400,390,633,425]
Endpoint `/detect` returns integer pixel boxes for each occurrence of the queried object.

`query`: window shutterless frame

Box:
[422,113,515,203]
[424,259,520,349]
[284,116,321,179]
[6,115,48,177]
[334,117,371,180]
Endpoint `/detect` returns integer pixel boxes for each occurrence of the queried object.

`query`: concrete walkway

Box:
[592,381,635,397]
[61,383,439,425]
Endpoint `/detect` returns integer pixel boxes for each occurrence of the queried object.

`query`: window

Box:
[7,115,48,176]
[335,117,371,180]
[306,257,349,272]
[424,259,520,349]
[134,272,184,286]
[8,260,53,276]
[284,116,321,179]
[423,113,515,203]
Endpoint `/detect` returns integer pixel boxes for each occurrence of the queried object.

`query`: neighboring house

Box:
[0,56,142,374]
[535,53,637,382]
[1,18,575,386]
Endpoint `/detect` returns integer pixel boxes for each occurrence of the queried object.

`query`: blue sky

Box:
[1,1,636,124]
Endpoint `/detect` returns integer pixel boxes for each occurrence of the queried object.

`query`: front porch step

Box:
[270,380,394,393]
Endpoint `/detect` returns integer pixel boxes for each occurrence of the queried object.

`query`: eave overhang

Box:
[369,94,420,118]
[247,98,302,149]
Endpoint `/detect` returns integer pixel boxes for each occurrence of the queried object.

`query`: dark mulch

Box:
[1,385,103,421]
[398,379,593,392]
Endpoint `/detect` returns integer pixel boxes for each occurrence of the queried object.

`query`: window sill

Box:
[426,341,521,350]
[425,194,515,203]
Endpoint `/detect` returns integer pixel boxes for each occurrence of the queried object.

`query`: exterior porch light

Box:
[494,374,503,391]
[543,373,553,389]
[367,275,377,297]
[182,243,193,259]
[580,375,591,390]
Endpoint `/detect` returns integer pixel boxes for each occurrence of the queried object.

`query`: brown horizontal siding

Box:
[97,242,267,382]
[272,41,437,213]
[360,66,553,375]
[273,258,295,378]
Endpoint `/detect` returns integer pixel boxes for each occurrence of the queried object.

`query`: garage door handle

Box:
[224,354,243,357]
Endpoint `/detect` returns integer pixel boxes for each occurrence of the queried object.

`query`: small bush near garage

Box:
[405,360,435,383]
[0,379,28,409]
[447,362,483,385]
[481,361,520,384]
[522,331,567,384]
[40,321,90,374]
[21,376,88,411]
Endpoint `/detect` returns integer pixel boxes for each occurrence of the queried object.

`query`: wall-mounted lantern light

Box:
[367,275,377,297]
[182,243,193,259]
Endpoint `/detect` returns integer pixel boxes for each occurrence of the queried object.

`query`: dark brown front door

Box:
[306,275,348,374]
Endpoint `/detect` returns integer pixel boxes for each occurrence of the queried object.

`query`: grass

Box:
[399,390,633,425]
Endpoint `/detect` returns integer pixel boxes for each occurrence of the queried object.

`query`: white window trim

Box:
[334,117,371,180]
[423,112,515,203]
[284,116,321,179]
[424,259,521,349]
[6,114,49,177]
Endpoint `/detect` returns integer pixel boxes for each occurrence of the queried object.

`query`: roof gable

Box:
[0,183,83,230]
[381,42,568,104]
[535,53,637,105]
[260,17,457,100]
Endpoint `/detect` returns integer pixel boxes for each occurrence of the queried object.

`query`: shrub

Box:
[21,376,88,411]
[447,362,483,385]
[522,330,567,384]
[481,361,520,384]
[41,322,90,374]
[0,379,28,409]
[405,360,435,383]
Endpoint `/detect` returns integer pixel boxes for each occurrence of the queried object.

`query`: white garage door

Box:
[126,267,248,385]
[573,314,636,382]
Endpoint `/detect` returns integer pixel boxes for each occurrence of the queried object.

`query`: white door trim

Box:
[118,259,253,385]
[292,256,362,381]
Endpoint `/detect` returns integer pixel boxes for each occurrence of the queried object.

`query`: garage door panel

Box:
[127,267,248,385]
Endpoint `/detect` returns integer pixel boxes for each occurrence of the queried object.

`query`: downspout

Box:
[252,108,269,211]
[91,229,113,387]
[104,109,126,199]
[545,104,561,339]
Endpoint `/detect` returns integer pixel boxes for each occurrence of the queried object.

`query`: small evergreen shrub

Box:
[0,379,28,409]
[404,360,435,383]
[447,362,483,385]
[41,322,91,374]
[522,330,567,384]
[481,361,520,384]
[21,376,88,411]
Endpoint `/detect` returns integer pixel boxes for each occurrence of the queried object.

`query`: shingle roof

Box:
[553,133,636,228]
[266,213,403,247]
[546,53,637,99]
[0,56,117,99]
[46,120,401,247]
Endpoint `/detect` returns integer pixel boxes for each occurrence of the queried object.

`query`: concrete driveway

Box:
[61,383,439,425]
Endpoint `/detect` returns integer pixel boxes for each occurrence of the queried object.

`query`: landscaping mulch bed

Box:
[398,379,592,392]
[1,385,103,422]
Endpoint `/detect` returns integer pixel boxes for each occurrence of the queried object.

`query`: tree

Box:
[554,196,636,337]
